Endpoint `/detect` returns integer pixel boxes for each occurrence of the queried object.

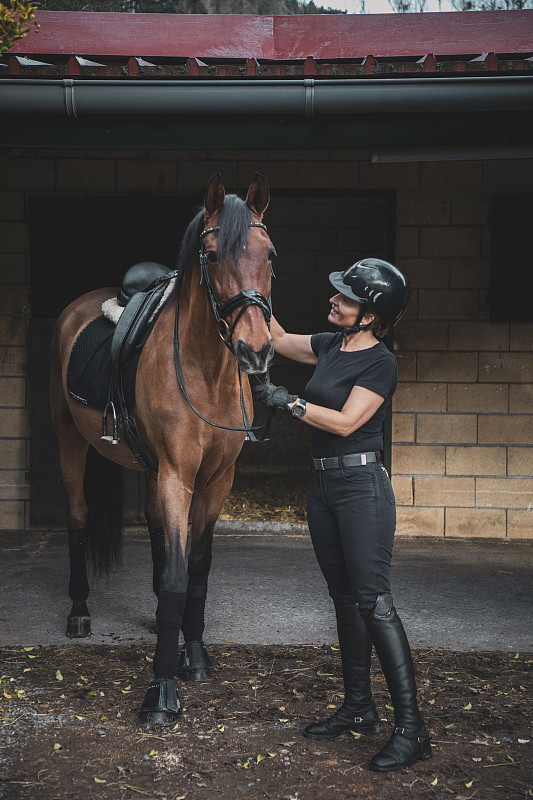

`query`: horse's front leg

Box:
[178,467,236,683]
[139,469,192,725]
[144,474,165,601]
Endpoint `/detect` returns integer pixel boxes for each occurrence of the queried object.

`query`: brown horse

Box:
[49,173,275,724]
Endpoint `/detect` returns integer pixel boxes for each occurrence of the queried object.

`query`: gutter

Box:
[1,76,532,119]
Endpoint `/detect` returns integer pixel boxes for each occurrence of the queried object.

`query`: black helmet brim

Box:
[329,271,367,304]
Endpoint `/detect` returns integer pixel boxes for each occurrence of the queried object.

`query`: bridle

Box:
[199,221,273,352]
[173,220,275,441]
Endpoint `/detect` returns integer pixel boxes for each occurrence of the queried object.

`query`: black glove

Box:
[252,382,297,411]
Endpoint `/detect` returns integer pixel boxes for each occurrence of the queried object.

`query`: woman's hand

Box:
[252,382,297,410]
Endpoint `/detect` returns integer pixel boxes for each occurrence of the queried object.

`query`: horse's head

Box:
[200,172,275,375]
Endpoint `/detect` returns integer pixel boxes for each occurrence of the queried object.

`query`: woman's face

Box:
[328,292,362,328]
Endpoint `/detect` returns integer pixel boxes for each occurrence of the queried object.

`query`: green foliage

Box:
[0,0,39,54]
[34,0,346,13]
[450,0,532,8]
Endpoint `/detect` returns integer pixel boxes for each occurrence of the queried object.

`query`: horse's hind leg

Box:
[178,467,235,683]
[50,357,91,637]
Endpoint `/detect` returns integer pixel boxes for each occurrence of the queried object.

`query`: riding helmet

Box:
[329,258,410,326]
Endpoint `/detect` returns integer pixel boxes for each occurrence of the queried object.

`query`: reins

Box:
[173,221,275,442]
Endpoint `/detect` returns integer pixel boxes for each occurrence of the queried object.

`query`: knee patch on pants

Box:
[360,593,394,618]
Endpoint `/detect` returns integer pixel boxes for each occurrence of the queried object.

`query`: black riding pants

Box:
[306,461,396,616]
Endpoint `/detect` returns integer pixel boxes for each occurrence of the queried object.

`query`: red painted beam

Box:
[273,11,533,59]
[10,10,533,61]
[12,12,275,59]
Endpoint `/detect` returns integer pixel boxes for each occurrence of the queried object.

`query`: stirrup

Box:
[101,400,120,445]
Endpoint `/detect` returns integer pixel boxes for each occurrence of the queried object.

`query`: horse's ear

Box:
[245,172,270,217]
[204,172,225,219]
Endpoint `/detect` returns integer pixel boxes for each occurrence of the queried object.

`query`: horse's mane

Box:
[175,193,253,277]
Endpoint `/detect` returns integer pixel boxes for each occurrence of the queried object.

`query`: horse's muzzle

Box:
[235,338,274,375]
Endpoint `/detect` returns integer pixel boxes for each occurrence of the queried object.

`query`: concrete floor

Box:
[1,528,532,652]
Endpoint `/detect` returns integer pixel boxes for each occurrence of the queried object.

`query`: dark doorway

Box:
[489,195,533,323]
[29,190,395,525]
[29,195,197,525]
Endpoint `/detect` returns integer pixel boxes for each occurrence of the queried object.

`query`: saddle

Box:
[67,262,178,479]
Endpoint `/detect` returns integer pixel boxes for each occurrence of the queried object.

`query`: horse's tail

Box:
[84,445,124,575]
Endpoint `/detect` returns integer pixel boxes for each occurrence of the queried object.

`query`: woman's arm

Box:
[271,316,317,365]
[290,384,385,437]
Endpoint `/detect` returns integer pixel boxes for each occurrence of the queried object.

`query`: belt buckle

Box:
[314,457,326,471]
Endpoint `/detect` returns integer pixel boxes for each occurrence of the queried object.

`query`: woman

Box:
[253,258,431,772]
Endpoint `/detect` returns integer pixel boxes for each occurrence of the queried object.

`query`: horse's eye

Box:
[206,251,218,264]
[267,250,277,262]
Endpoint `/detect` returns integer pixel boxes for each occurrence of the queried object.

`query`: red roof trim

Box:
[11,10,533,61]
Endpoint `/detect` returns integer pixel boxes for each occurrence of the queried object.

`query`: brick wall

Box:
[391,159,533,539]
[0,148,532,538]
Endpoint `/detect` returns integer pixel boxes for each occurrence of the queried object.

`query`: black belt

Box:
[312,451,380,471]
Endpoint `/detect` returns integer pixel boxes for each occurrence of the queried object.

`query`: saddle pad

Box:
[67,315,142,411]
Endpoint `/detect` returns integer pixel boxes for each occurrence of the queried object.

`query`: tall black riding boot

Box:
[304,601,379,739]
[363,594,431,772]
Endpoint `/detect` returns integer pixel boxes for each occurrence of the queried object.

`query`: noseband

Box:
[199,221,273,353]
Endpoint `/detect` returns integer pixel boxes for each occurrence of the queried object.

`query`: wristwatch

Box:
[291,398,307,419]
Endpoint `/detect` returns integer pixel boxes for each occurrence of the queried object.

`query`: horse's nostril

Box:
[235,339,273,373]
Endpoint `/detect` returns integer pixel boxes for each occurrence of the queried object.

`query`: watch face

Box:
[292,401,306,418]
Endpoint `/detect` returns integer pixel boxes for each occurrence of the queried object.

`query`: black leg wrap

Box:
[153,591,186,680]
[66,528,91,638]
[181,577,208,643]
[149,526,165,597]
[139,678,181,726]
[364,594,431,772]
[177,640,212,683]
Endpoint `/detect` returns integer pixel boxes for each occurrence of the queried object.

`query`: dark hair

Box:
[176,193,252,275]
[367,306,390,340]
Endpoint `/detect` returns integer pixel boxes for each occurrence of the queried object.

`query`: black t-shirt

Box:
[305,332,398,458]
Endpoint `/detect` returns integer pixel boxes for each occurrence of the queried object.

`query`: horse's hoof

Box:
[177,640,212,682]
[66,615,91,638]
[139,678,181,725]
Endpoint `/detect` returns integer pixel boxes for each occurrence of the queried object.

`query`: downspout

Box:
[1,76,532,118]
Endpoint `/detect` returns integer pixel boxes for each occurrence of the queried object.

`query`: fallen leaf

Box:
[463,702,472,710]
[470,739,489,745]
[55,670,63,681]
[431,777,438,786]
[53,743,62,750]
[518,739,530,744]
[256,754,265,763]
[94,777,106,784]
[465,780,473,788]
[472,757,482,762]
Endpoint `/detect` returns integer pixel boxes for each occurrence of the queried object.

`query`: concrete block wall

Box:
[391,158,533,539]
[0,147,532,539]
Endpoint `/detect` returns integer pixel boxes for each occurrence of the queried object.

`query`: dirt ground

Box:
[1,642,531,800]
